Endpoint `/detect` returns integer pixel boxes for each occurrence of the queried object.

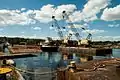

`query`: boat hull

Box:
[41,46,59,52]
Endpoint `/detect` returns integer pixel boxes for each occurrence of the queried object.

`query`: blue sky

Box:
[0,0,120,41]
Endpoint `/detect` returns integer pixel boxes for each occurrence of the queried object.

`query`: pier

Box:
[0,45,41,59]
[57,58,120,80]
[59,47,112,56]
[0,52,37,60]
[8,45,41,54]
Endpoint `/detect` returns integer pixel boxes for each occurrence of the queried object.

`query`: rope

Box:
[14,67,57,75]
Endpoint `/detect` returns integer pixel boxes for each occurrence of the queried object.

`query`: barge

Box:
[41,45,59,52]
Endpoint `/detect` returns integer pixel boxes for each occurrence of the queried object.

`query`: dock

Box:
[57,58,120,80]
[0,53,37,60]
[0,45,41,59]
[59,47,112,56]
[8,45,41,54]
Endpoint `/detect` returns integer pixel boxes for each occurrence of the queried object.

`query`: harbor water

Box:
[12,49,120,80]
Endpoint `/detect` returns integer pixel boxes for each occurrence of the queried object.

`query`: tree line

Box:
[0,36,120,46]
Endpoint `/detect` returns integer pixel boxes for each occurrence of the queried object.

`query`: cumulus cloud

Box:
[108,24,120,27]
[0,1,111,26]
[83,23,89,28]
[101,5,120,21]
[54,4,76,19]
[0,4,77,26]
[33,4,76,23]
[70,0,111,22]
[82,29,105,34]
[32,27,41,30]
[21,8,26,11]
[0,9,35,26]
[66,24,89,29]
[33,4,55,23]
[49,26,54,30]
[93,36,120,41]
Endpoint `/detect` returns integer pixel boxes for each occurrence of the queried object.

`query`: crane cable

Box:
[14,67,57,75]
[62,11,81,40]
[8,65,57,75]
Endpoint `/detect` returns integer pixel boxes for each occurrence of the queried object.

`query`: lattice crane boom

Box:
[51,16,64,40]
[81,27,92,41]
[62,11,81,41]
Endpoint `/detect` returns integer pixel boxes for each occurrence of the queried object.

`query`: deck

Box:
[8,45,41,54]
[57,58,120,80]
[0,52,37,60]
[0,45,41,59]
[59,47,112,56]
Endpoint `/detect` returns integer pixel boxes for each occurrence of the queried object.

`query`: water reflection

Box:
[80,55,93,62]
[13,49,118,80]
[14,52,63,80]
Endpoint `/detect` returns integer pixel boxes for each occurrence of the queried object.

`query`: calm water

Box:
[12,49,120,80]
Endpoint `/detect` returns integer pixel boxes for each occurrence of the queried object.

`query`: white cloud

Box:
[108,24,120,27]
[101,4,120,21]
[0,9,35,26]
[0,1,111,26]
[49,26,54,30]
[83,23,89,28]
[70,0,111,22]
[33,4,55,23]
[82,29,105,34]
[93,36,120,41]
[83,0,110,17]
[67,24,89,29]
[21,8,26,11]
[0,35,46,39]
[68,30,74,34]
[54,4,76,19]
[33,4,76,23]
[32,27,41,30]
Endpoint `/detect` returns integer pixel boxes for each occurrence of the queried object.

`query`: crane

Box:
[51,15,70,46]
[62,11,92,46]
[81,27,92,40]
[51,15,76,46]
[80,27,92,45]
[62,11,81,45]
[51,16,64,40]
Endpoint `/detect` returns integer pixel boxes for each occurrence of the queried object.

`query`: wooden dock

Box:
[59,47,112,56]
[8,45,41,54]
[0,52,37,60]
[57,58,120,80]
[0,45,41,59]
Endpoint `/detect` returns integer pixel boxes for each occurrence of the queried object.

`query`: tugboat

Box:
[40,37,59,52]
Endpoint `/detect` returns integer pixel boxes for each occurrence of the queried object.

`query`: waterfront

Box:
[11,49,120,80]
